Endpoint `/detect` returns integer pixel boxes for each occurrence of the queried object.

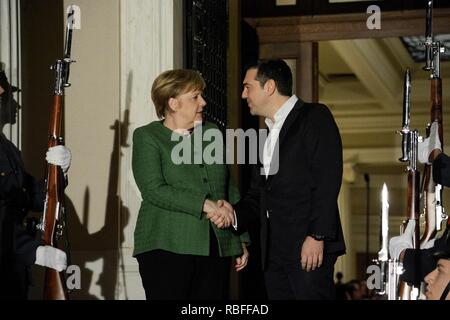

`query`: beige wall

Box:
[64,0,120,241]
[62,0,121,299]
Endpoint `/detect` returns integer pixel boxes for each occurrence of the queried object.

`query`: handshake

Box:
[418,121,442,164]
[203,199,235,229]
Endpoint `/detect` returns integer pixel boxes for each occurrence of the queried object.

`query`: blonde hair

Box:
[151,69,206,119]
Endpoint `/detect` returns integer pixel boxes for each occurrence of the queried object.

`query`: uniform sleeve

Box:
[15,229,41,266]
[433,153,450,187]
[26,175,45,212]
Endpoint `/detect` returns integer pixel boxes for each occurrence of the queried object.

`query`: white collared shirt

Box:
[262,95,298,178]
[233,95,298,227]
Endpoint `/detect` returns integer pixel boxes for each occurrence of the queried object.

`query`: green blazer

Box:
[132,121,249,257]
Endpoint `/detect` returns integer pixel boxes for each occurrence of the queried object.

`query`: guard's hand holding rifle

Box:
[35,246,67,272]
[389,219,415,261]
[418,121,442,164]
[46,145,72,174]
[36,145,71,272]
[389,219,436,262]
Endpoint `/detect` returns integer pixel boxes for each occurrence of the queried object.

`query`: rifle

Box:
[38,7,76,300]
[421,0,447,247]
[398,68,421,300]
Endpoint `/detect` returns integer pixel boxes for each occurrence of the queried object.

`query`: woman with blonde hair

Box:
[132,69,249,300]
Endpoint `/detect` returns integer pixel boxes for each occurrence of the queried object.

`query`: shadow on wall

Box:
[67,74,133,300]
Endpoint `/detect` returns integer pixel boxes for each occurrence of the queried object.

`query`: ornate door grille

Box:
[185,0,228,133]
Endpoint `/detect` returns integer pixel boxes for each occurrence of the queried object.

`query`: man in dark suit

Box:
[217,59,346,299]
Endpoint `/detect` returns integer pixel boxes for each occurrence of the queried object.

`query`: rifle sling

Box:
[440,280,450,300]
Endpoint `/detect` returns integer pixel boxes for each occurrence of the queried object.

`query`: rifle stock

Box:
[421,77,444,246]
[40,6,77,300]
[398,168,421,300]
[421,164,437,243]
[44,269,68,300]
[408,171,421,249]
[42,81,69,300]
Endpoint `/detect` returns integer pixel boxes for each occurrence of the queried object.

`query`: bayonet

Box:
[399,69,412,163]
[377,184,389,295]
[423,0,434,71]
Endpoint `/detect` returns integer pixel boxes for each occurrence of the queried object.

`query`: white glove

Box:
[420,238,436,250]
[46,145,71,173]
[418,121,441,164]
[389,219,415,259]
[35,245,67,272]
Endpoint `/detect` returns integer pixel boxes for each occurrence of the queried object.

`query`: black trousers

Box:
[136,227,231,300]
[264,253,337,300]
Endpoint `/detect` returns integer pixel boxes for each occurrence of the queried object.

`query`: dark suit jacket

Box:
[235,98,346,269]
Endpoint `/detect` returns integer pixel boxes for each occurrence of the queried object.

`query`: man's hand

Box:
[235,243,249,272]
[46,145,72,173]
[217,199,233,214]
[300,236,324,272]
[35,245,67,272]
[389,219,415,260]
